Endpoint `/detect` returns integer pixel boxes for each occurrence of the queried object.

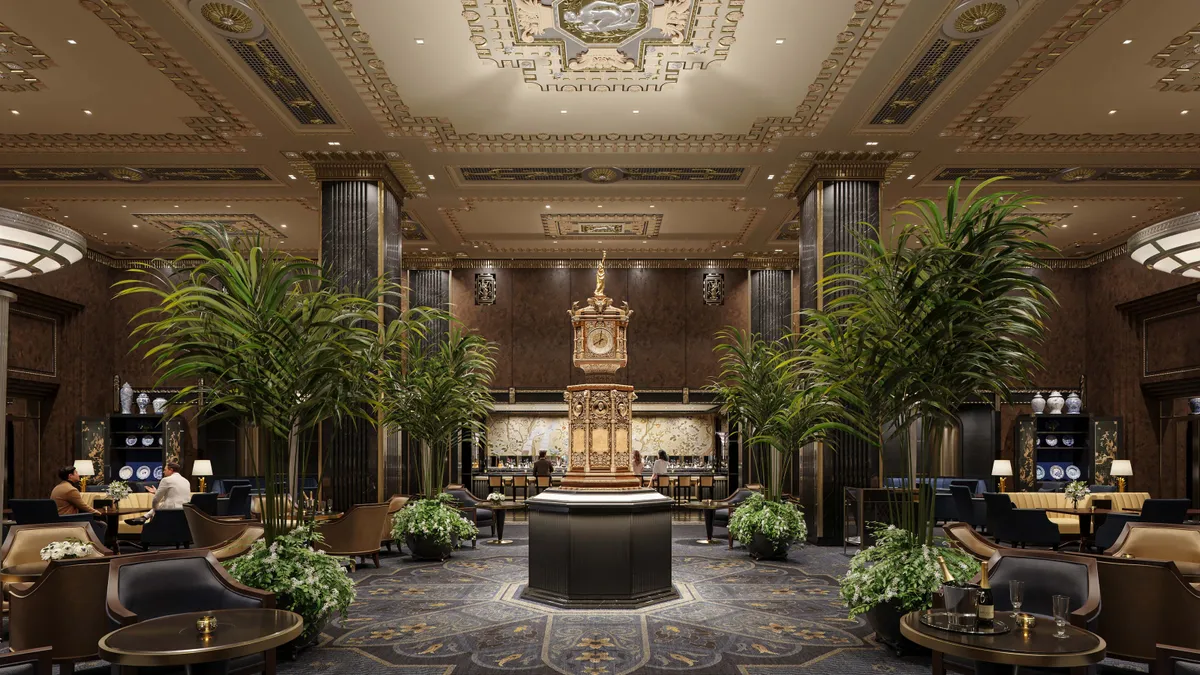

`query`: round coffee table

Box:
[0,561,48,583]
[900,610,1106,675]
[98,608,303,675]
[679,500,723,544]
[483,501,526,545]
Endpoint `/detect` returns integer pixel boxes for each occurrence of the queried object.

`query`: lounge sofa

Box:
[78,491,199,536]
[1002,491,1151,535]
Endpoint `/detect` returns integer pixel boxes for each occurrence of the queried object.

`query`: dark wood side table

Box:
[900,610,1106,675]
[678,500,722,544]
[98,608,302,675]
[483,502,526,545]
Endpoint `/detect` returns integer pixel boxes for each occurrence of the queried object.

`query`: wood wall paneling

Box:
[627,268,687,389]
[511,268,572,389]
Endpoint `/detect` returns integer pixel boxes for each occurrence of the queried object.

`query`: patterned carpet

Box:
[284,523,931,675]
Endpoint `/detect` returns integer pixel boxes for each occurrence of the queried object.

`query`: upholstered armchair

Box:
[117,509,192,553]
[0,648,50,675]
[208,525,265,562]
[106,550,275,675]
[1157,645,1200,675]
[1107,523,1200,577]
[441,486,495,545]
[9,558,109,675]
[381,495,410,553]
[7,500,103,541]
[1094,500,1194,551]
[184,503,253,549]
[220,485,253,518]
[983,548,1101,631]
[314,502,391,569]
[1084,556,1200,662]
[711,485,762,548]
[982,493,1062,548]
[0,523,110,569]
[943,521,1001,562]
[949,485,986,530]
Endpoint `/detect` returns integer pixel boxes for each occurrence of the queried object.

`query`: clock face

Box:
[586,327,614,355]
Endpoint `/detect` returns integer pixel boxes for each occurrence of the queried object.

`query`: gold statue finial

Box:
[594,250,607,297]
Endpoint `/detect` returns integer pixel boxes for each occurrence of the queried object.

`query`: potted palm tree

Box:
[811,177,1057,650]
[381,325,496,560]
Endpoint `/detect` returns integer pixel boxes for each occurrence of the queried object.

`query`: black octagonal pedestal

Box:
[521,488,677,609]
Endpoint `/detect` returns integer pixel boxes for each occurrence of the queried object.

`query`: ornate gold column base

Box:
[559,384,643,490]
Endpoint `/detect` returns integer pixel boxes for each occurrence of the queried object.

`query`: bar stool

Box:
[511,475,529,501]
[675,476,694,503]
[654,475,671,497]
[534,475,551,495]
[488,475,503,495]
[698,474,715,501]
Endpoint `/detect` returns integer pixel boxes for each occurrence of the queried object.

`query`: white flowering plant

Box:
[226,524,355,641]
[39,538,96,561]
[1064,480,1090,506]
[727,493,807,545]
[839,525,980,619]
[105,481,132,502]
[391,493,479,547]
[486,492,506,504]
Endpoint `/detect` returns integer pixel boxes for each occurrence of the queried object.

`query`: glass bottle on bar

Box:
[977,560,995,628]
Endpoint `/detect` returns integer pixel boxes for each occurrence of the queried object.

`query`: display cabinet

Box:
[1013,414,1123,490]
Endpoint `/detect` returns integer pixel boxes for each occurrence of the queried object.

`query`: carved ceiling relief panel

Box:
[542,213,663,238]
[1151,22,1200,92]
[0,21,54,92]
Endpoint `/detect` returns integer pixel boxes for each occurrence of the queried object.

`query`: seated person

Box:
[650,450,669,483]
[49,465,107,540]
[532,451,555,477]
[126,462,189,525]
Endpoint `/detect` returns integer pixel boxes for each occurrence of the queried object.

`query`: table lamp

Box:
[192,459,213,493]
[73,459,95,492]
[1110,459,1132,492]
[991,459,1013,493]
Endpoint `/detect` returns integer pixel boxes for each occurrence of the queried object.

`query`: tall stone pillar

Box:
[794,157,884,545]
[308,151,405,507]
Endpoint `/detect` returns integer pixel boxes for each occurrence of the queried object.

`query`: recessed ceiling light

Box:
[8,110,17,115]
[1073,205,1079,208]
[1093,232,1098,235]
[642,240,648,244]
[328,141,340,145]
[865,141,879,146]
[907,174,916,180]
[420,247,429,251]
[774,249,783,253]
[132,223,139,228]
[414,38,425,45]
[173,205,179,208]
[775,39,785,44]
[63,215,68,218]
[427,174,435,180]
[597,205,602,208]
[1108,110,1117,115]
[553,240,558,244]
[67,39,77,45]
[597,240,603,244]
[560,110,567,114]
[1183,110,1190,115]
[288,174,297,180]
[225,204,231,208]
[83,109,92,115]
[767,174,775,180]
[473,244,478,248]
[121,205,127,208]
[721,244,726,248]
[649,205,655,208]
[632,110,640,114]
[102,232,107,236]
[545,204,551,208]
[1061,224,1069,228]
[1132,215,1137,218]
[1122,39,1132,45]
[281,224,287,228]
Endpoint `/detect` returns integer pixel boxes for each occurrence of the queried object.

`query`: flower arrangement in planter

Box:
[39,538,96,561]
[105,481,132,502]
[226,524,355,651]
[391,493,479,561]
[486,492,506,505]
[727,493,807,560]
[1064,480,1090,508]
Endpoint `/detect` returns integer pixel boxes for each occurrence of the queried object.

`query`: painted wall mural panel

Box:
[486,415,713,457]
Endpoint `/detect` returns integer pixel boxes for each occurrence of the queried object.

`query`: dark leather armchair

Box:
[943,521,1001,562]
[106,550,275,675]
[314,502,391,569]
[983,492,1061,548]
[1094,499,1193,551]
[220,484,253,518]
[184,503,253,549]
[118,508,192,553]
[950,485,986,530]
[189,492,219,516]
[712,485,762,548]
[9,558,109,675]
[983,548,1101,630]
[441,486,495,545]
[8,500,103,541]
[1157,645,1200,675]
[0,647,51,675]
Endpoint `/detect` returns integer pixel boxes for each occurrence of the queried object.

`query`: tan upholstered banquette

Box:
[1002,491,1150,535]
[78,491,199,535]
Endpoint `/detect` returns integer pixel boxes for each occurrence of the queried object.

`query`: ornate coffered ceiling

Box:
[0,0,1198,262]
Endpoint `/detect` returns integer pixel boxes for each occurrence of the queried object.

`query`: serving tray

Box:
[920,610,1012,635]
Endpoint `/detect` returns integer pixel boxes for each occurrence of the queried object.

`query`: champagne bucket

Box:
[941,583,980,615]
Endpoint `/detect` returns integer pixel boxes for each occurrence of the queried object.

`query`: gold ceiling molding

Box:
[942,0,1200,152]
[133,213,285,239]
[402,256,793,270]
[790,150,910,200]
[298,0,906,152]
[1151,22,1200,92]
[0,19,54,92]
[0,0,256,153]
[285,150,427,199]
[541,213,663,238]
[1041,243,1128,269]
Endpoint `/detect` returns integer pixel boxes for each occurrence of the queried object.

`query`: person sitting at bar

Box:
[532,451,555,477]
[631,450,644,476]
[650,450,669,482]
[126,461,189,525]
[50,465,107,539]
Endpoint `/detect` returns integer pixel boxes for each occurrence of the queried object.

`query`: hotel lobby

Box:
[1,0,1200,673]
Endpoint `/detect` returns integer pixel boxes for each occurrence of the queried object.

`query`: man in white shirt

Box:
[129,462,190,523]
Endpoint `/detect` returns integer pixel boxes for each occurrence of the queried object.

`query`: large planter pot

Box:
[745,533,791,561]
[279,612,329,661]
[405,533,454,561]
[864,601,928,656]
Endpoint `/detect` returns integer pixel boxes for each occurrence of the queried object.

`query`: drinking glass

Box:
[1009,580,1024,616]
[326,499,334,514]
[1052,595,1070,638]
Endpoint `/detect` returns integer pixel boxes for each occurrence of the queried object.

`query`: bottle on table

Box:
[937,555,958,587]
[977,560,995,627]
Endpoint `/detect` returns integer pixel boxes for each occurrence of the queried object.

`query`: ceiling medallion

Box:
[188,0,266,40]
[106,167,148,183]
[580,167,625,184]
[942,0,1018,40]
[1057,167,1102,182]
[559,0,649,45]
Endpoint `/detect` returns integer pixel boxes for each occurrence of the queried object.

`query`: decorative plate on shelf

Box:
[1049,464,1066,480]
[1036,465,1046,480]
[1062,436,1074,447]
[141,436,154,447]
[135,465,151,480]
[124,436,137,447]
[153,466,163,480]
[1065,465,1081,480]
[1044,435,1058,447]
[119,465,134,480]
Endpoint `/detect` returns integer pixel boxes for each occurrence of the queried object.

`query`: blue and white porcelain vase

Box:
[119,382,134,415]
[1030,392,1046,415]
[1046,391,1065,415]
[135,392,150,415]
[1190,398,1200,415]
[1065,392,1082,415]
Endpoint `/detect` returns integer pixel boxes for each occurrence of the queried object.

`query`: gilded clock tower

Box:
[562,252,641,489]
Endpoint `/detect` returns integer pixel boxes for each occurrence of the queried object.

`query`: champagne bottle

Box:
[977,560,995,626]
[937,555,957,587]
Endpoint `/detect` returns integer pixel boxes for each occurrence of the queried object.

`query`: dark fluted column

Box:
[402,269,451,494]
[311,152,405,507]
[794,160,883,544]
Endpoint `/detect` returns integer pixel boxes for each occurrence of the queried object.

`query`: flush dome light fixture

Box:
[0,207,86,279]
[1129,211,1200,277]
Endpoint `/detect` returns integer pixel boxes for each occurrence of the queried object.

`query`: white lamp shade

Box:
[1110,459,1133,477]
[73,459,95,477]
[191,459,214,477]
[991,459,1013,477]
